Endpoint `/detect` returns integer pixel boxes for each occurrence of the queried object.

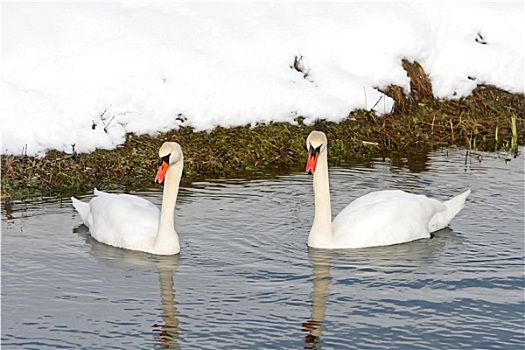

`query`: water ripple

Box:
[2,147,523,349]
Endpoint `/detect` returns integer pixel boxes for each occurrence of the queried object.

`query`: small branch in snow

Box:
[100,104,112,120]
[70,143,77,160]
[92,105,116,132]
[103,115,116,133]
[475,32,487,45]
[369,93,384,112]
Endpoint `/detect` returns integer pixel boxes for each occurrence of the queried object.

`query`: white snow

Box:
[2,2,523,156]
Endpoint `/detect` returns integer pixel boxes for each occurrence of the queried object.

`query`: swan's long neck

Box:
[155,160,182,250]
[309,151,333,246]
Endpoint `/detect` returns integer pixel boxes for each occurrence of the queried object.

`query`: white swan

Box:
[71,142,183,255]
[305,131,471,249]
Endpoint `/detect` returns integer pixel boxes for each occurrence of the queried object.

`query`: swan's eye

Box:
[309,144,322,156]
[158,154,171,166]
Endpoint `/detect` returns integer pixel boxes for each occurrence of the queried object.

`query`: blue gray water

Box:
[2,147,524,349]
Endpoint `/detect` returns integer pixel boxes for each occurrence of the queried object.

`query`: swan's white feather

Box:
[71,142,182,255]
[85,189,160,251]
[331,190,451,248]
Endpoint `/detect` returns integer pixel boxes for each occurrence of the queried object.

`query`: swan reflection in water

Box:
[302,227,462,348]
[75,225,181,349]
[153,260,180,349]
[303,248,333,349]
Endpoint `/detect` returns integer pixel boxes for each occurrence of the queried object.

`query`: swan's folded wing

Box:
[332,190,446,248]
[88,193,160,249]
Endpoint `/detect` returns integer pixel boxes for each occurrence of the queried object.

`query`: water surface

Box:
[2,148,524,349]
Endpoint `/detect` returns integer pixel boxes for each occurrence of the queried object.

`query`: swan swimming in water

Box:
[71,142,183,255]
[305,130,471,249]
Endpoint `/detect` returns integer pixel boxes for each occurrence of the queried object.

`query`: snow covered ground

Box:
[2,2,523,156]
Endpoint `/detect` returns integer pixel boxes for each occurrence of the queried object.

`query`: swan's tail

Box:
[71,196,91,228]
[93,187,104,196]
[428,189,471,232]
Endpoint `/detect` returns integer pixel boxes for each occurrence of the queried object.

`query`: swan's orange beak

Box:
[306,145,321,175]
[155,160,169,184]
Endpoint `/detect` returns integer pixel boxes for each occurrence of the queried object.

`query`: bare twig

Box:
[369,94,384,112]
[100,104,112,120]
[103,115,116,133]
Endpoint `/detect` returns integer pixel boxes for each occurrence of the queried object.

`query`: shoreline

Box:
[2,68,524,201]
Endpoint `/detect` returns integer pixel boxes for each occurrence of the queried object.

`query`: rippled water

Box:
[2,148,524,349]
